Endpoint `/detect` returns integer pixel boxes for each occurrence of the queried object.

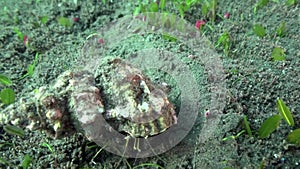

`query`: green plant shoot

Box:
[215,31,231,55]
[287,128,300,146]
[162,33,177,42]
[201,0,217,22]
[276,98,294,127]
[286,0,297,6]
[13,27,24,41]
[243,115,253,137]
[41,143,54,153]
[40,16,48,25]
[0,88,15,105]
[222,130,245,141]
[271,47,285,61]
[253,24,266,38]
[57,16,71,27]
[132,163,166,169]
[276,22,286,37]
[3,125,25,137]
[160,0,166,11]
[0,74,12,86]
[21,155,32,169]
[254,0,269,14]
[258,114,281,139]
[148,2,159,12]
[21,53,40,79]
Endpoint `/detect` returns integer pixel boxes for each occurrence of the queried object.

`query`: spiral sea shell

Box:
[36,57,177,141]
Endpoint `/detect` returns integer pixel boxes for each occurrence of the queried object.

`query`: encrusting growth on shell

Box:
[96,58,177,137]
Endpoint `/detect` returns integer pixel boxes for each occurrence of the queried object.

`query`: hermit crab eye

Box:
[129,74,142,85]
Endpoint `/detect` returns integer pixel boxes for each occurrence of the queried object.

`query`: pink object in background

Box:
[72,17,79,22]
[195,20,206,30]
[23,35,28,46]
[224,12,230,19]
[98,38,104,44]
[205,110,210,118]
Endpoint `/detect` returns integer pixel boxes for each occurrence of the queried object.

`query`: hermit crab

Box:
[34,57,177,145]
